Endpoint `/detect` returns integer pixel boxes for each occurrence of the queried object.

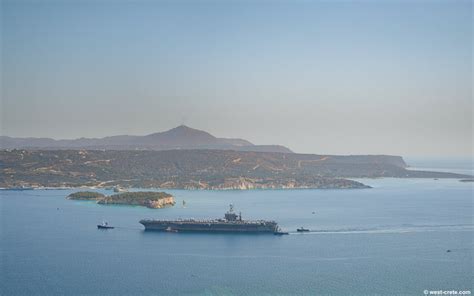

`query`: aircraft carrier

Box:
[139,204,280,233]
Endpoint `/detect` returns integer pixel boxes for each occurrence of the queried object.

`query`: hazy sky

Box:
[1,0,472,157]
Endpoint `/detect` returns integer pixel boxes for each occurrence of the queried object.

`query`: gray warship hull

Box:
[140,204,280,233]
[140,219,278,233]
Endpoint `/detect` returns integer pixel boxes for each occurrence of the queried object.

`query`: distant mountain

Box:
[0,125,293,153]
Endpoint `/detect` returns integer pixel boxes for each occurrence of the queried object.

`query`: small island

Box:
[67,191,175,209]
[67,191,106,200]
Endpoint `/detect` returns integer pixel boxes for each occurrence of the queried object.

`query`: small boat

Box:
[446,249,451,253]
[97,221,114,229]
[165,227,178,233]
[274,227,289,235]
[297,227,310,232]
[182,200,186,208]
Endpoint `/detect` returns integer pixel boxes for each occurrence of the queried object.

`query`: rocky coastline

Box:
[67,191,175,209]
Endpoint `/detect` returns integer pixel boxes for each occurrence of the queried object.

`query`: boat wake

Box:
[290,224,474,235]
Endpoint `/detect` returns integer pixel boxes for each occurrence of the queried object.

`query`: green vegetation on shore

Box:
[2,149,470,190]
[67,191,175,208]
[67,191,105,200]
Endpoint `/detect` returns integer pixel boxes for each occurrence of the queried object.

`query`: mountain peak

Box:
[167,125,201,134]
[173,124,192,130]
[145,125,217,145]
[154,125,216,138]
[1,125,293,153]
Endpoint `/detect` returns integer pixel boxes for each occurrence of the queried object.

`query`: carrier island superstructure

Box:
[139,204,280,233]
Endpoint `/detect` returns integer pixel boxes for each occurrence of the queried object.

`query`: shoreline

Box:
[2,176,472,192]
[0,185,373,191]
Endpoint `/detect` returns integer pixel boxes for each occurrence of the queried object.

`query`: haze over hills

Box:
[0,125,293,153]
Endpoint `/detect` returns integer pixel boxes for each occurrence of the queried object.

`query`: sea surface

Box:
[1,161,473,295]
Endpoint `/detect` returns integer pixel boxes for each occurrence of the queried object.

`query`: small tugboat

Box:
[297,227,310,232]
[273,226,289,235]
[97,221,114,229]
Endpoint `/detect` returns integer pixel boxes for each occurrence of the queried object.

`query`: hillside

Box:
[0,125,292,153]
[1,149,469,190]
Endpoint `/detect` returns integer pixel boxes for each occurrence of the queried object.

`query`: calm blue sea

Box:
[1,162,473,295]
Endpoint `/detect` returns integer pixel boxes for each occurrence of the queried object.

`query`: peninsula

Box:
[2,149,469,190]
[67,191,175,209]
[1,137,470,190]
